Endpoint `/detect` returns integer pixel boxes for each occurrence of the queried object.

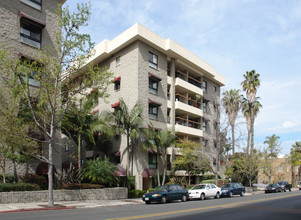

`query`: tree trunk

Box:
[13,161,18,183]
[156,152,160,186]
[292,165,295,187]
[250,107,254,152]
[78,134,81,170]
[246,128,250,155]
[25,161,29,175]
[215,172,218,186]
[162,150,167,186]
[231,125,235,155]
[48,124,55,207]
[126,131,130,176]
[1,160,6,183]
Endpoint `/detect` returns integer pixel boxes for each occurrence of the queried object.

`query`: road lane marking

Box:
[108,193,301,220]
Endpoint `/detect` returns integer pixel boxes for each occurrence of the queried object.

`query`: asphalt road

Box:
[1,191,301,220]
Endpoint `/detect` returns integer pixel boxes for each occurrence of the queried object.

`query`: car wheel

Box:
[145,201,151,204]
[289,188,291,192]
[229,191,233,197]
[161,195,167,204]
[240,191,245,197]
[200,193,205,200]
[283,189,286,192]
[215,192,220,199]
[181,195,187,202]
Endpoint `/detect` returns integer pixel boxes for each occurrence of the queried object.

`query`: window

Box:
[278,166,283,172]
[149,52,158,69]
[149,78,158,94]
[20,19,42,48]
[214,85,217,92]
[149,104,158,120]
[116,56,121,66]
[19,57,41,87]
[202,121,207,132]
[20,0,42,10]
[148,154,157,169]
[65,145,69,152]
[202,80,207,92]
[203,101,207,113]
[114,81,120,91]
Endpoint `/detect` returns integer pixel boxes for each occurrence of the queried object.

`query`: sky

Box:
[65,0,301,155]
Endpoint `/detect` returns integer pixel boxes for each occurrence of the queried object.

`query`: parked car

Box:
[298,181,301,190]
[188,183,221,200]
[277,181,292,192]
[142,184,189,204]
[265,183,283,193]
[221,183,245,197]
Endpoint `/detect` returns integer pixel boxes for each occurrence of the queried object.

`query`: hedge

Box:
[0,183,40,192]
[0,174,15,184]
[128,189,146,198]
[62,183,105,190]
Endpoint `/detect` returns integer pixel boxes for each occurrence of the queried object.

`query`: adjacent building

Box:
[81,23,226,190]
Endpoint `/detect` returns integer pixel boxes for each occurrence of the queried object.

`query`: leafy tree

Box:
[290,142,301,186]
[241,70,261,152]
[0,3,112,206]
[242,97,262,154]
[172,139,210,185]
[81,157,119,186]
[145,127,177,186]
[221,89,242,155]
[261,134,281,184]
[95,98,144,176]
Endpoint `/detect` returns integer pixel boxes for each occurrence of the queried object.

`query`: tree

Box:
[172,139,210,185]
[290,142,301,186]
[242,97,262,154]
[145,127,177,186]
[96,98,144,176]
[262,134,281,184]
[81,157,119,186]
[241,70,261,152]
[222,89,242,155]
[0,3,112,206]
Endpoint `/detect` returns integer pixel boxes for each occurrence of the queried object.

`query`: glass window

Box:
[114,81,120,91]
[214,85,217,92]
[149,104,158,120]
[202,121,207,132]
[148,154,157,169]
[149,52,158,69]
[203,101,207,113]
[149,78,158,94]
[202,81,207,92]
[20,0,42,10]
[20,19,42,48]
[116,56,120,66]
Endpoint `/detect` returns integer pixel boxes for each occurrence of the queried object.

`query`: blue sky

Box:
[65,0,301,155]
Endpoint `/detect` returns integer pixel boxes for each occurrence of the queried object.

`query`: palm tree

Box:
[145,127,177,186]
[222,89,242,155]
[95,98,144,176]
[241,97,262,154]
[241,70,260,152]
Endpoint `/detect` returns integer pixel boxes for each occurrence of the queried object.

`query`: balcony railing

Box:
[175,93,202,109]
[176,70,202,88]
[175,117,202,130]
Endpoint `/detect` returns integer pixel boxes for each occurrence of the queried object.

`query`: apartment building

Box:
[82,23,226,190]
[0,0,65,175]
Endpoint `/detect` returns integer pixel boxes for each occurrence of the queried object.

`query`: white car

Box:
[188,183,221,200]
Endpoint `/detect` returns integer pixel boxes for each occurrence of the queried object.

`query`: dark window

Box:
[20,19,42,48]
[19,57,41,87]
[148,154,157,169]
[202,81,207,92]
[202,121,207,132]
[149,104,158,120]
[20,0,42,10]
[149,78,158,94]
[167,154,171,170]
[149,52,158,69]
[114,81,120,91]
[202,101,207,113]
[116,56,120,66]
[214,85,217,92]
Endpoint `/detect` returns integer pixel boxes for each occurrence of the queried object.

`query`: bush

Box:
[62,183,105,190]
[0,183,40,192]
[0,174,15,183]
[20,174,48,190]
[128,189,146,198]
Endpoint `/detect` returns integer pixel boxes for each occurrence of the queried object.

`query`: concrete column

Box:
[135,175,143,190]
[170,58,176,162]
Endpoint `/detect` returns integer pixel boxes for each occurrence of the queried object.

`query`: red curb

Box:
[0,206,77,214]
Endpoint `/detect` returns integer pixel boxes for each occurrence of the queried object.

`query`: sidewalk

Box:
[0,198,144,213]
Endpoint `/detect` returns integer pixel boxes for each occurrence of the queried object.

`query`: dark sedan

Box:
[221,183,245,197]
[265,183,283,193]
[142,184,189,204]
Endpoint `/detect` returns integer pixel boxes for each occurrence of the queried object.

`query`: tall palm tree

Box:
[241,70,260,153]
[146,127,177,186]
[241,97,262,154]
[95,98,144,176]
[222,89,242,155]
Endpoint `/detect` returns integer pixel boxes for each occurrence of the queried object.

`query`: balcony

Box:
[167,117,203,137]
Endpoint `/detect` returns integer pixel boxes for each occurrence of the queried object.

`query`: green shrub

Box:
[20,174,48,190]
[147,188,155,192]
[62,183,105,190]
[0,183,40,192]
[0,174,15,183]
[128,189,146,198]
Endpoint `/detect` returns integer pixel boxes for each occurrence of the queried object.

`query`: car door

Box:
[209,184,217,196]
[233,184,239,195]
[168,185,178,200]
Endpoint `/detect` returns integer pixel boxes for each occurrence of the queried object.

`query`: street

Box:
[0,191,300,220]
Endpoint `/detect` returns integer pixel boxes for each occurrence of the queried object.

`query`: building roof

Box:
[85,23,226,86]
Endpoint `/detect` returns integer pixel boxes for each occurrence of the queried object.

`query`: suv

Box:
[277,181,292,192]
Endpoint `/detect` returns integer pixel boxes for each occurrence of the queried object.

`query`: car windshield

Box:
[278,182,284,185]
[222,184,232,188]
[269,184,277,187]
[191,185,206,190]
[153,185,168,192]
